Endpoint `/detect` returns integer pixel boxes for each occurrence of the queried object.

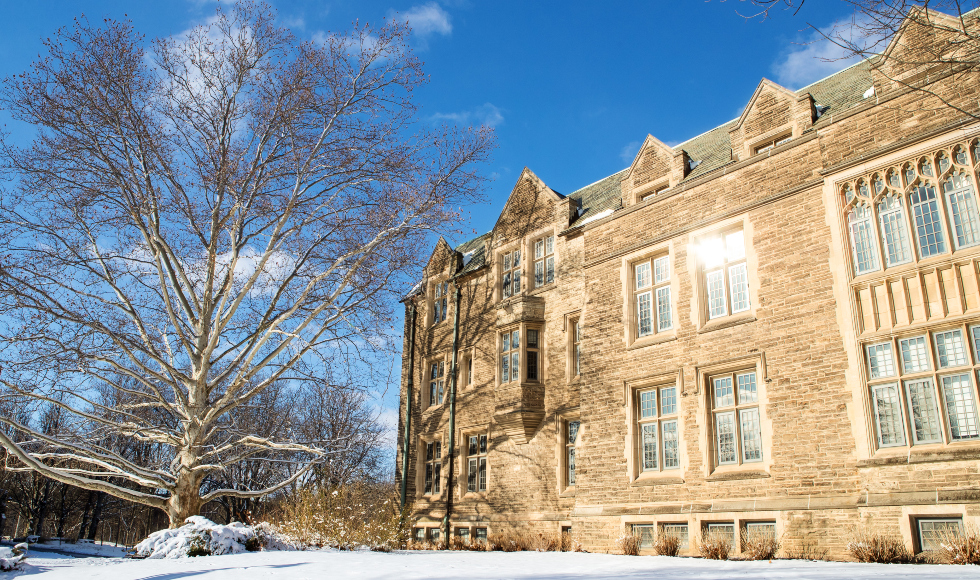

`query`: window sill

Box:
[631,474,684,487]
[858,442,980,467]
[705,469,770,482]
[559,486,576,498]
[698,314,756,334]
[628,331,677,350]
[462,491,488,500]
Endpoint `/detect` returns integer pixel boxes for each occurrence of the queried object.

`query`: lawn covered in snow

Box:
[11,549,980,580]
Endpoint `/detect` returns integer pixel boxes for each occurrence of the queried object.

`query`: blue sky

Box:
[0,0,864,455]
[0,0,863,243]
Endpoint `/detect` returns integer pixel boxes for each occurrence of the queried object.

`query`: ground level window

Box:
[413,528,425,542]
[662,523,690,549]
[455,528,470,543]
[743,522,776,545]
[633,525,655,550]
[704,522,735,545]
[475,528,488,543]
[428,528,441,542]
[917,517,963,551]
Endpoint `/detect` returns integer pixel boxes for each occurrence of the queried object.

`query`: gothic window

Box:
[842,142,980,276]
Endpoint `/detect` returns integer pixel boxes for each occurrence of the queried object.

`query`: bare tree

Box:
[737,1,980,117]
[0,1,493,527]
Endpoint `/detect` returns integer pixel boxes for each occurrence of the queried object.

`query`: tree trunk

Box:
[86,492,106,541]
[166,469,203,528]
[77,490,94,540]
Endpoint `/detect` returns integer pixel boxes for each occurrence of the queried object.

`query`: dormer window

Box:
[501,249,522,298]
[754,134,791,155]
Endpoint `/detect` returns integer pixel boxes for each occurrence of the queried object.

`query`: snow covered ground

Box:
[10,549,980,580]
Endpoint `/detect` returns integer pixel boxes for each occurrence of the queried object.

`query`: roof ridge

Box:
[671,118,738,151]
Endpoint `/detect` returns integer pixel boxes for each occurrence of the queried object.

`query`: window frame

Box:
[430,280,449,325]
[425,358,447,409]
[632,253,673,340]
[753,133,792,155]
[563,418,581,490]
[570,316,582,379]
[532,233,556,289]
[499,247,523,300]
[498,323,542,386]
[841,141,980,279]
[463,430,489,494]
[635,385,681,474]
[627,372,684,482]
[697,357,769,475]
[708,369,764,467]
[419,436,443,498]
[695,226,753,326]
[863,323,980,453]
[915,517,964,553]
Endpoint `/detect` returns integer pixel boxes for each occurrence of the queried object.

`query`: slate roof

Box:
[454,232,492,278]
[437,57,877,272]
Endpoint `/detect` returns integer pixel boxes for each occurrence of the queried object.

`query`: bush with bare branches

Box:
[698,530,732,560]
[740,528,780,560]
[268,482,406,551]
[654,533,681,557]
[617,533,640,556]
[847,532,915,563]
[933,524,980,564]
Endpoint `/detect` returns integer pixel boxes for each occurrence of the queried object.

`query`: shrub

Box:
[933,525,980,565]
[698,530,732,560]
[740,529,780,560]
[485,530,568,552]
[187,534,212,557]
[617,533,640,556]
[654,533,681,557]
[268,481,407,551]
[847,532,915,563]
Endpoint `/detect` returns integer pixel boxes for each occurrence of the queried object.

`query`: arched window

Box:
[877,195,912,267]
[909,181,946,258]
[848,204,880,275]
[943,171,980,249]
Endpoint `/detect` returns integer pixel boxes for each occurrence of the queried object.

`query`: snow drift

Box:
[134,516,294,559]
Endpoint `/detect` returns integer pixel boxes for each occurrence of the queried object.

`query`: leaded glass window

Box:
[636,385,680,473]
[701,230,750,320]
[710,370,762,466]
[634,254,672,338]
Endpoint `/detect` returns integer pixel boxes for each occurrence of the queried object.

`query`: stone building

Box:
[396,9,980,558]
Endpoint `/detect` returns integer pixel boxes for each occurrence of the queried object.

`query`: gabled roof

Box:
[438,49,877,254]
[568,170,627,224]
[454,232,492,277]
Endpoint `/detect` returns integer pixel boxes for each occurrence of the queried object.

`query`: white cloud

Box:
[400,3,452,38]
[620,140,641,165]
[430,103,504,128]
[771,20,866,89]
